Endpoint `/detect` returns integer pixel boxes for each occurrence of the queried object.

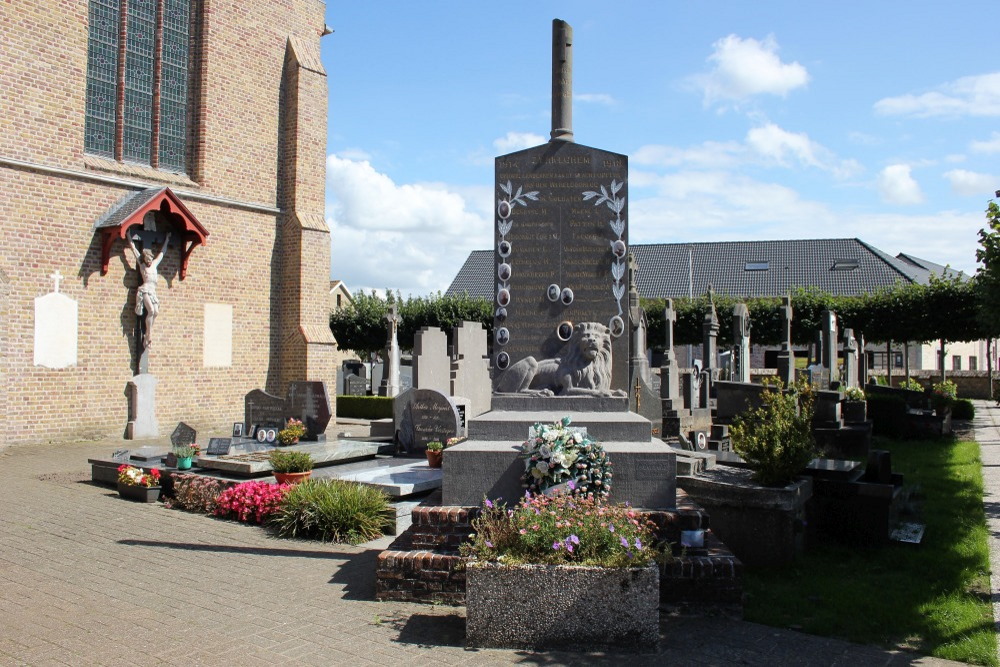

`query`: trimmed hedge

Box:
[336,395,393,419]
[952,398,976,420]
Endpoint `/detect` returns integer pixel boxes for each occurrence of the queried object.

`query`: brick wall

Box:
[0,0,334,445]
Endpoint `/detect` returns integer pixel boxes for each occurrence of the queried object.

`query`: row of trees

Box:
[330,197,1000,355]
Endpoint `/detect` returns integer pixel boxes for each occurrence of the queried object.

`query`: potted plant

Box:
[268,449,313,484]
[842,386,867,423]
[172,443,200,470]
[931,380,957,417]
[461,485,661,650]
[425,441,444,468]
[678,380,815,566]
[116,464,162,503]
[277,418,307,446]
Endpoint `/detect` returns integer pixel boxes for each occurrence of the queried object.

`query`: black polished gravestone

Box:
[286,381,331,440]
[170,422,197,448]
[206,437,232,456]
[491,141,629,393]
[397,388,460,454]
[244,389,286,431]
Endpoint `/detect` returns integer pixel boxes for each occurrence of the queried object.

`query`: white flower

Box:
[536,461,550,473]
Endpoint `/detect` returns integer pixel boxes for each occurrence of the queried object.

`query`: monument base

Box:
[443,439,676,509]
[125,373,158,439]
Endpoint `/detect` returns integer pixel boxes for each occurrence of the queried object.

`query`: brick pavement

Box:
[0,435,969,666]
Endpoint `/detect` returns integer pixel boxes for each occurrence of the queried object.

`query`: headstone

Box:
[660,299,681,406]
[731,303,751,384]
[843,328,859,389]
[33,271,78,369]
[702,287,719,379]
[821,310,839,384]
[490,100,629,394]
[286,381,332,439]
[450,321,491,418]
[345,375,366,396]
[170,422,197,448]
[126,373,158,439]
[857,331,869,386]
[244,389,286,430]
[398,388,460,453]
[776,293,795,387]
[627,255,652,386]
[379,303,401,397]
[206,437,232,456]
[412,326,450,394]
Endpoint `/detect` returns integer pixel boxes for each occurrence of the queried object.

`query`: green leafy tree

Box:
[976,193,1000,339]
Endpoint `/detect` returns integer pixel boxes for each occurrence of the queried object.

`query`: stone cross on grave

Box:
[380,302,402,397]
[50,270,63,294]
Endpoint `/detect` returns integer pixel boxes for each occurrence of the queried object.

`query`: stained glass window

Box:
[84,0,192,173]
[84,0,121,158]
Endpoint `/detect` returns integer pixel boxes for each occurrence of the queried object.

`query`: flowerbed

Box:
[214,480,291,524]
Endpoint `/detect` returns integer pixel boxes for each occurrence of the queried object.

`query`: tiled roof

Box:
[446,238,955,300]
[91,188,164,230]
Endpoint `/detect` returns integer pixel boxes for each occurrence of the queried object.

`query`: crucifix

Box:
[49,270,63,294]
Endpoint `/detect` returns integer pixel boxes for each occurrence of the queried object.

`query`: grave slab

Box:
[196,440,378,476]
[326,460,442,497]
[469,409,651,442]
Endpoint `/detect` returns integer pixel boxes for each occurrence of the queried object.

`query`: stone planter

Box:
[842,400,867,424]
[678,467,811,567]
[117,483,161,503]
[466,561,659,651]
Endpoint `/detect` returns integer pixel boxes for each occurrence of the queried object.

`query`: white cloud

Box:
[632,124,860,178]
[692,34,809,107]
[325,155,491,294]
[877,164,924,205]
[943,169,996,196]
[336,147,372,161]
[492,131,545,153]
[874,72,1000,117]
[971,131,1000,154]
[745,123,861,178]
[575,93,617,106]
[632,141,744,169]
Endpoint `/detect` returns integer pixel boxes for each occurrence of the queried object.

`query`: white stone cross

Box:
[50,270,63,294]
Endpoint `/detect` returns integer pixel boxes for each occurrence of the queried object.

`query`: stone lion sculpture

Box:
[495,322,626,397]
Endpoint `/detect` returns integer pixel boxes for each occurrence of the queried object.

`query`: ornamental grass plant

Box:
[730,380,816,487]
[267,479,394,544]
[268,449,313,473]
[461,487,662,568]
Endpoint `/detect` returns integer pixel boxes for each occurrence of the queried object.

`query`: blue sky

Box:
[320,1,999,296]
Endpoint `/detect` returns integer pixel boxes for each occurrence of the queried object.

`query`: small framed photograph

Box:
[265,428,277,444]
[256,428,267,443]
[232,422,244,438]
[248,424,259,439]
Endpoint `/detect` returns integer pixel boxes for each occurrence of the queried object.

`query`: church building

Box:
[0,0,336,445]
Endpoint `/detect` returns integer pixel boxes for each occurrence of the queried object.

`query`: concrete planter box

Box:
[678,468,811,567]
[466,561,659,651]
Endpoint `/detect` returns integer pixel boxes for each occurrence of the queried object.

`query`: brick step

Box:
[375,491,743,612]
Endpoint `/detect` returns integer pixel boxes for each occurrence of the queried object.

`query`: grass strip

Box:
[743,436,996,666]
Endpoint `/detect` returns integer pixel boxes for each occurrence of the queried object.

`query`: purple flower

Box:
[565,542,574,553]
[634,538,643,550]
[567,480,576,490]
[552,541,562,550]
[485,540,494,548]
[485,498,493,509]
[569,534,580,545]
[608,523,615,533]
[621,536,629,548]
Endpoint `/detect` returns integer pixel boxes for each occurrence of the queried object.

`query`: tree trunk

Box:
[886,340,892,385]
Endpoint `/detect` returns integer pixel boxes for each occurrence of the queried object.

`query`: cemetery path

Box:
[0,436,968,666]
[972,400,1000,666]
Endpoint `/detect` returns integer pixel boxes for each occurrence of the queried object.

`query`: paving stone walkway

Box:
[0,425,976,665]
[971,400,1000,666]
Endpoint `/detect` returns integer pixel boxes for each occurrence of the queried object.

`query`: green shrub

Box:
[268,449,314,473]
[336,395,394,419]
[268,479,394,544]
[952,398,975,420]
[900,377,924,392]
[867,393,908,437]
[730,381,816,487]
